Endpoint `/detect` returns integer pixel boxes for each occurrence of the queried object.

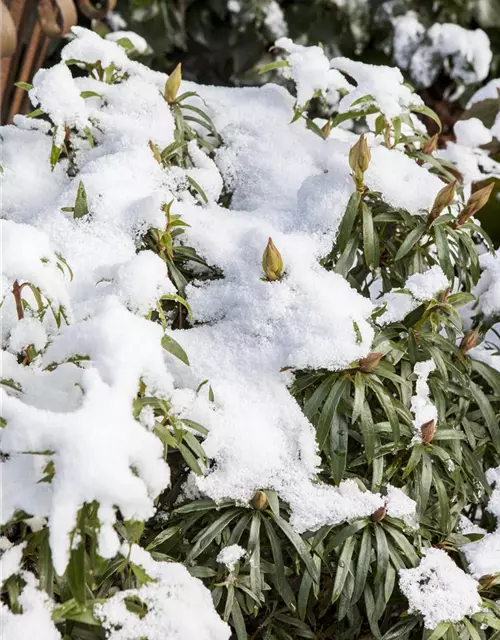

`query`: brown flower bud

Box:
[251,490,268,510]
[349,134,371,177]
[439,288,450,303]
[358,352,383,373]
[454,182,495,228]
[421,419,436,445]
[428,179,457,224]
[164,63,182,104]
[371,505,387,523]
[459,327,480,355]
[422,134,438,156]
[262,237,283,281]
[321,120,332,139]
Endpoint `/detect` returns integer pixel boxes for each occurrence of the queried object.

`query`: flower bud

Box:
[165,63,182,104]
[422,134,438,156]
[251,491,268,510]
[358,352,383,373]
[349,134,371,176]
[421,419,436,445]
[459,327,480,355]
[262,237,283,281]
[321,120,332,139]
[371,505,387,523]
[454,182,494,228]
[428,179,457,223]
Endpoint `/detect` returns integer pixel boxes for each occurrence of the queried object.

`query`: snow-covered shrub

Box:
[2,26,500,640]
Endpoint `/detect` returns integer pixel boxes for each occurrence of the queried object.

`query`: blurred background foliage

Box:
[106,0,500,86]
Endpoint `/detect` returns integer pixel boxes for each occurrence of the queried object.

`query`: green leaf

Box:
[469,381,500,453]
[187,509,241,562]
[248,512,262,599]
[381,617,419,640]
[395,225,425,261]
[366,378,400,445]
[433,470,450,535]
[332,536,356,603]
[360,400,375,463]
[161,334,190,366]
[231,596,248,640]
[352,373,365,424]
[66,540,86,605]
[50,141,62,171]
[146,526,181,550]
[463,618,482,640]
[374,526,389,585]
[337,191,361,252]
[271,513,319,584]
[352,526,371,604]
[38,530,54,597]
[258,59,290,74]
[322,519,369,554]
[384,525,419,565]
[331,105,379,128]
[362,202,378,269]
[434,225,453,280]
[303,375,335,419]
[472,360,500,395]
[187,176,209,203]
[80,90,101,99]
[427,622,450,640]
[262,517,295,610]
[317,377,348,450]
[410,104,442,132]
[15,81,33,91]
[447,292,476,308]
[330,413,349,485]
[73,181,89,219]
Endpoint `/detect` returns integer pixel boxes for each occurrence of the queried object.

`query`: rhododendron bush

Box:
[2,26,500,640]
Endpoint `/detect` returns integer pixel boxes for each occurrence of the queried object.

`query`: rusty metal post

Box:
[1,0,78,124]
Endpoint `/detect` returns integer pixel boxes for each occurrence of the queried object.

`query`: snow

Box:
[0,542,26,583]
[405,265,449,301]
[384,485,417,528]
[410,359,437,439]
[392,11,425,70]
[8,317,48,353]
[217,544,246,571]
[262,1,287,39]
[474,250,500,318]
[0,28,466,580]
[366,146,444,214]
[454,118,493,147]
[467,78,500,108]
[110,251,176,315]
[29,63,88,132]
[94,544,230,640]
[462,531,500,579]
[1,571,62,640]
[377,266,448,325]
[393,13,492,88]
[440,113,500,185]
[331,56,423,120]
[275,38,350,107]
[462,465,500,578]
[399,548,481,629]
[106,31,149,54]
